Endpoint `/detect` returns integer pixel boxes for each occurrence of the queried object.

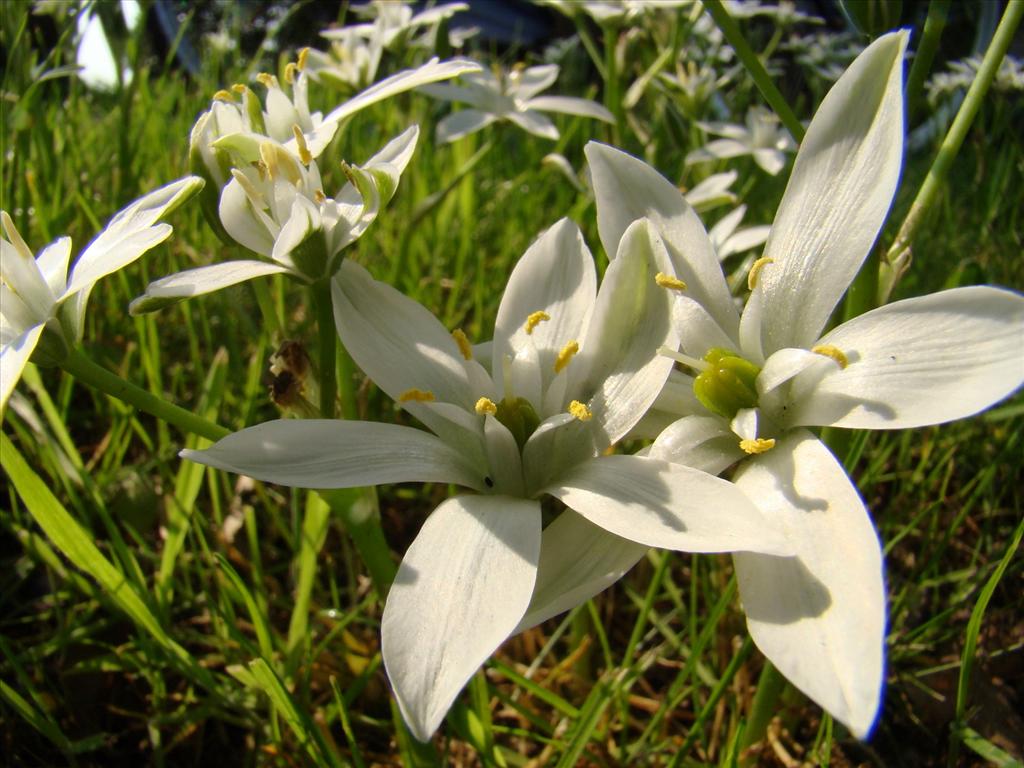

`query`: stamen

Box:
[259,142,302,185]
[292,125,312,165]
[475,397,497,415]
[230,169,265,207]
[740,437,775,455]
[256,72,278,89]
[452,329,473,360]
[259,142,278,179]
[298,47,310,71]
[213,89,235,102]
[231,83,248,94]
[398,388,435,403]
[284,62,298,84]
[811,344,849,369]
[747,257,774,291]
[655,272,687,291]
[524,310,550,334]
[554,341,579,373]
[568,400,593,422]
[657,345,710,372]
[314,189,327,204]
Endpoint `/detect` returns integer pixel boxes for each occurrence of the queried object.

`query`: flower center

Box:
[493,396,540,450]
[693,348,762,420]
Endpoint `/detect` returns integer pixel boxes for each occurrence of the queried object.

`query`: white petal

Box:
[522,414,599,494]
[383,494,540,741]
[493,218,596,397]
[36,237,73,296]
[758,32,909,352]
[696,120,749,141]
[271,196,320,266]
[648,415,742,474]
[505,109,559,140]
[0,324,44,413]
[516,510,647,632]
[1,227,56,320]
[545,455,792,555]
[685,138,751,163]
[527,95,614,123]
[483,414,525,496]
[332,261,477,410]
[436,109,498,143]
[573,219,677,444]
[322,57,482,126]
[752,148,786,175]
[718,225,771,259]
[218,178,276,257]
[793,286,1024,429]
[585,142,739,342]
[733,431,884,738]
[66,177,203,296]
[510,64,559,100]
[129,261,293,314]
[181,419,482,490]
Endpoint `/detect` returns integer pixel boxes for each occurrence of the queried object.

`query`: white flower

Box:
[312,2,469,89]
[686,105,797,175]
[588,31,1024,737]
[1,177,202,410]
[182,215,791,741]
[342,0,469,49]
[540,0,690,25]
[420,63,614,143]
[131,127,418,314]
[707,204,770,261]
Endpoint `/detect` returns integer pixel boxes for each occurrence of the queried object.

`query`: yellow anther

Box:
[292,125,312,165]
[452,329,473,360]
[524,310,550,334]
[811,344,849,369]
[255,160,268,181]
[475,397,498,415]
[554,341,579,373]
[314,189,327,204]
[284,62,298,84]
[230,169,265,206]
[398,388,435,403]
[260,142,301,185]
[256,72,278,89]
[231,83,248,94]
[747,257,774,291]
[568,400,593,422]
[655,272,687,291]
[213,89,235,102]
[740,437,776,455]
[298,47,310,71]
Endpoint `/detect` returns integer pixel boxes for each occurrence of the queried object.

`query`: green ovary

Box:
[693,348,761,420]
[496,396,540,450]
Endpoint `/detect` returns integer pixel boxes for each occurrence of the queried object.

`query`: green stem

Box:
[739,659,788,760]
[601,22,624,143]
[60,347,229,442]
[880,0,1023,304]
[905,0,951,124]
[701,0,805,143]
[311,278,337,420]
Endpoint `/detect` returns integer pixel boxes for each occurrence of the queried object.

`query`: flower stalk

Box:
[60,347,230,442]
[700,0,805,143]
[311,279,338,420]
[880,0,1023,304]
